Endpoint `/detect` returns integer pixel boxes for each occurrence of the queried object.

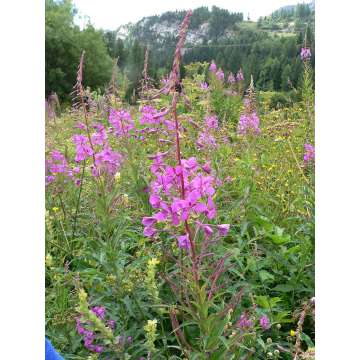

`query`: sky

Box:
[73,0,305,31]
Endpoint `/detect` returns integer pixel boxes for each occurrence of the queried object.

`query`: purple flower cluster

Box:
[92,147,124,177]
[109,109,134,137]
[304,143,315,163]
[76,306,114,353]
[205,115,218,130]
[209,61,217,73]
[237,113,261,136]
[139,105,171,130]
[161,75,169,86]
[142,156,229,246]
[45,150,80,186]
[237,313,253,329]
[236,70,244,82]
[196,131,217,150]
[227,72,236,84]
[73,135,94,162]
[237,313,271,331]
[300,47,311,61]
[200,82,209,90]
[72,120,124,178]
[237,96,260,136]
[196,115,219,150]
[259,315,271,330]
[216,69,225,81]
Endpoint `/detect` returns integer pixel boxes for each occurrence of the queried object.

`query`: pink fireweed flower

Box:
[161,75,169,85]
[140,105,165,126]
[227,72,236,84]
[217,224,230,236]
[237,113,260,136]
[205,115,219,130]
[300,47,311,61]
[46,175,55,185]
[48,150,68,173]
[91,306,106,320]
[143,226,157,237]
[75,122,86,130]
[200,82,209,90]
[209,61,217,73]
[197,115,219,150]
[196,131,217,150]
[237,313,253,329]
[92,147,123,177]
[259,315,271,330]
[149,151,169,174]
[177,234,191,251]
[236,70,244,81]
[216,69,224,81]
[109,108,134,137]
[73,134,94,162]
[202,161,212,174]
[303,143,315,163]
[46,150,81,186]
[91,124,107,146]
[107,319,116,329]
[76,305,115,354]
[144,157,219,241]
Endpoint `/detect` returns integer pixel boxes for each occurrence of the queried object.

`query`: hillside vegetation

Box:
[45,1,314,102]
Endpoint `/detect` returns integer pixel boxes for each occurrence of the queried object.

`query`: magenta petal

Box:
[194,203,207,214]
[144,226,156,237]
[203,224,213,237]
[218,224,230,236]
[171,213,180,226]
[149,194,161,208]
[142,217,157,227]
[154,211,167,222]
[177,234,190,250]
[181,210,189,221]
[207,209,216,220]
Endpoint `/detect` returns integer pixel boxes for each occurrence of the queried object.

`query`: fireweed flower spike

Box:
[237,76,261,136]
[46,150,81,185]
[259,315,271,330]
[197,115,219,150]
[237,313,253,329]
[205,115,218,130]
[216,69,225,81]
[236,69,244,81]
[301,47,311,61]
[227,72,236,84]
[177,234,191,251]
[303,143,315,163]
[209,60,217,73]
[108,109,134,137]
[200,82,209,90]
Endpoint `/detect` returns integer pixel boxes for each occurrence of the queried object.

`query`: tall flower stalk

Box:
[167,10,198,278]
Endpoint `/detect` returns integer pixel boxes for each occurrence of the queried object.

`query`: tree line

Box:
[45,1,314,102]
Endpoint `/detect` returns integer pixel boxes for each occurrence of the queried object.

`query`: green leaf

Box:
[273,284,295,292]
[259,270,275,282]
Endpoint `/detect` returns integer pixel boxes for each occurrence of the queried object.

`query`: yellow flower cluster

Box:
[144,319,158,354]
[145,258,161,308]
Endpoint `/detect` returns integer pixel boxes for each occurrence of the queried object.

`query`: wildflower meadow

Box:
[45,9,315,360]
